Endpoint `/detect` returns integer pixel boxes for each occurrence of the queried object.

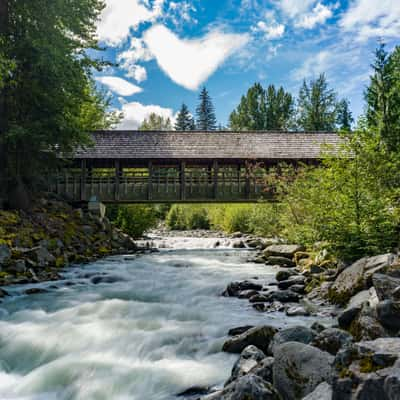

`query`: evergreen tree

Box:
[336,99,354,131]
[175,103,195,131]
[229,83,294,130]
[0,0,117,191]
[365,43,400,149]
[196,87,217,130]
[297,74,338,131]
[139,113,172,130]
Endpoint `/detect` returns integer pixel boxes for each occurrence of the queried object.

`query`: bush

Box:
[108,205,159,238]
[165,205,210,230]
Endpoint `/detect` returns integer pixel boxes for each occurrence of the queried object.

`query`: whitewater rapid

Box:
[0,237,329,399]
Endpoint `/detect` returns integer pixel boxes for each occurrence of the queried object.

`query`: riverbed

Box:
[0,237,330,399]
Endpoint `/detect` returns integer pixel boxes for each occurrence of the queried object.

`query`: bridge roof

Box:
[73,130,343,160]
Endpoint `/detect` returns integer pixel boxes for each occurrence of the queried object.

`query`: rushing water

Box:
[0,237,329,400]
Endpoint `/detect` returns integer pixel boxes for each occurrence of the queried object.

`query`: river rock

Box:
[290,284,306,294]
[248,357,274,383]
[222,281,263,297]
[268,326,316,355]
[232,240,246,249]
[8,259,27,274]
[228,326,255,336]
[311,328,353,355]
[372,273,400,301]
[267,290,301,303]
[237,290,259,299]
[278,275,305,290]
[249,294,269,303]
[273,342,334,400]
[0,244,11,267]
[33,246,56,267]
[226,345,266,385]
[384,367,400,400]
[265,256,296,267]
[264,244,304,259]
[286,305,310,317]
[276,269,298,282]
[376,300,400,331]
[302,382,332,400]
[363,253,398,285]
[222,325,278,354]
[203,374,281,400]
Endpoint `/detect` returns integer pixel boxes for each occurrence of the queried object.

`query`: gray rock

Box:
[264,244,304,259]
[222,326,278,354]
[355,338,400,367]
[33,246,56,267]
[373,274,400,301]
[286,306,310,317]
[350,314,387,341]
[310,322,326,333]
[205,374,281,400]
[0,244,11,266]
[363,253,398,285]
[278,275,305,290]
[273,342,334,400]
[290,284,306,294]
[232,240,246,249]
[311,328,353,355]
[302,382,332,400]
[376,300,400,331]
[265,256,296,267]
[226,345,266,385]
[276,269,298,282]
[268,326,316,355]
[267,290,301,303]
[223,281,263,297]
[237,290,259,299]
[228,326,254,336]
[384,368,400,400]
[8,259,26,273]
[249,357,274,383]
[249,294,269,303]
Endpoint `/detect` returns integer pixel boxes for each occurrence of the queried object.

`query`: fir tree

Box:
[175,103,195,131]
[196,87,217,130]
[336,99,354,131]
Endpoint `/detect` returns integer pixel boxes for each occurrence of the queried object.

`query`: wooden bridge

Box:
[48,131,342,203]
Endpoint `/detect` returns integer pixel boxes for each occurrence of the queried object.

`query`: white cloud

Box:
[253,21,285,39]
[167,1,197,27]
[118,101,175,129]
[96,76,143,96]
[126,65,148,82]
[340,0,400,41]
[277,0,316,18]
[143,24,250,90]
[295,3,333,29]
[97,0,165,46]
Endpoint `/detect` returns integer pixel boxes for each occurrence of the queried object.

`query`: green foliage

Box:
[166,205,210,230]
[1,0,117,181]
[336,99,354,131]
[175,103,195,131]
[273,130,400,260]
[229,83,294,130]
[297,74,338,131]
[196,87,217,130]
[139,113,172,131]
[366,43,400,150]
[113,205,159,238]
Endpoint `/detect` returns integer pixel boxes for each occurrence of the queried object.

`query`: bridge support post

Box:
[148,161,153,201]
[180,161,186,201]
[245,163,251,199]
[114,160,120,201]
[213,161,219,200]
[80,159,86,201]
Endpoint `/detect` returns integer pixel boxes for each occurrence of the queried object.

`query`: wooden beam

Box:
[80,159,86,201]
[114,160,120,201]
[180,161,186,201]
[147,161,153,201]
[213,161,219,199]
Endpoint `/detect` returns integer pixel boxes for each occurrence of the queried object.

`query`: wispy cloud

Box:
[96,76,143,96]
[295,3,334,29]
[143,24,250,90]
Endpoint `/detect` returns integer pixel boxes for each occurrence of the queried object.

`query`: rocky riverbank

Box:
[191,237,400,399]
[0,199,140,288]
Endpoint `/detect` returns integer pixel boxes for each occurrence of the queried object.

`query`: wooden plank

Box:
[180,162,186,200]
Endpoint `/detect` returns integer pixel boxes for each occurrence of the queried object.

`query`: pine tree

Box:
[196,87,217,130]
[175,103,195,131]
[297,74,337,131]
[139,113,172,130]
[365,43,400,149]
[336,99,354,131]
[229,83,294,130]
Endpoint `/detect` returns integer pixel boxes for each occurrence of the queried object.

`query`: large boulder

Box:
[222,326,278,354]
[264,244,304,259]
[269,326,316,355]
[376,300,400,331]
[363,253,398,285]
[203,374,281,400]
[372,274,400,301]
[273,342,334,400]
[265,256,296,267]
[267,290,301,303]
[278,275,306,290]
[248,357,275,383]
[222,281,263,297]
[276,269,298,282]
[311,328,353,355]
[226,346,266,385]
[302,382,332,400]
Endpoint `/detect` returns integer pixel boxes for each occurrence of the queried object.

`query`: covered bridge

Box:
[50,131,343,203]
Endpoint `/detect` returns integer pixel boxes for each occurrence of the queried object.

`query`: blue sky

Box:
[94,0,400,129]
